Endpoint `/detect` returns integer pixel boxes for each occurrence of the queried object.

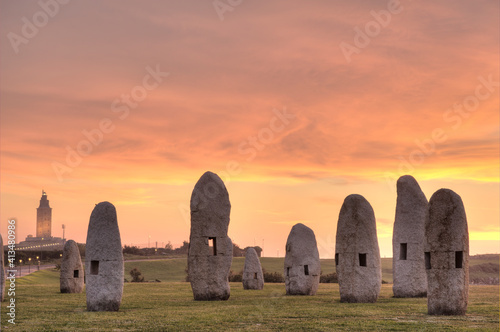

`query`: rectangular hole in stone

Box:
[90,261,99,275]
[335,253,339,266]
[400,243,407,260]
[254,272,258,279]
[208,237,217,256]
[304,265,309,275]
[287,267,290,277]
[359,253,367,267]
[74,270,79,278]
[425,252,431,269]
[455,251,463,268]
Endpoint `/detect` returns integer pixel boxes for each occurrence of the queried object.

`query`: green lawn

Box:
[125,255,497,284]
[1,267,498,331]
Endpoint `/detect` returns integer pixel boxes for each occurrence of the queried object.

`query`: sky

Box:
[0,0,498,258]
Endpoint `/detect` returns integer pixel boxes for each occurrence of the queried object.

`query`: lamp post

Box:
[19,259,22,275]
[29,257,32,273]
[36,256,40,271]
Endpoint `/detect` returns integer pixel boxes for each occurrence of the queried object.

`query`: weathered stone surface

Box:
[392,175,428,298]
[335,194,381,303]
[60,240,84,293]
[85,202,124,311]
[0,234,5,302]
[188,171,232,301]
[425,189,469,315]
[242,247,264,290]
[284,223,320,295]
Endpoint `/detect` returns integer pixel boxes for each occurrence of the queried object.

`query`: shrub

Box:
[263,272,285,283]
[320,272,338,283]
[130,268,145,282]
[228,270,243,282]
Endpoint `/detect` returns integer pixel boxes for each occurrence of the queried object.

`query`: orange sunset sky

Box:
[0,1,498,258]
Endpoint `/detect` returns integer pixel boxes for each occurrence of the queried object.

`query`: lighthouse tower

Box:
[36,190,52,238]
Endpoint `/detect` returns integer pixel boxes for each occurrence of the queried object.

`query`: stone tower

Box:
[188,171,233,301]
[36,190,52,238]
[284,223,320,296]
[392,175,428,298]
[243,247,264,290]
[425,189,469,315]
[86,202,124,311]
[335,194,381,303]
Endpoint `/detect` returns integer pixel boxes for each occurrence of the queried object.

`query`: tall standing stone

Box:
[284,223,320,295]
[392,175,428,297]
[335,194,381,303]
[0,234,5,302]
[425,189,469,315]
[60,240,84,293]
[242,247,264,290]
[85,202,124,311]
[188,171,233,301]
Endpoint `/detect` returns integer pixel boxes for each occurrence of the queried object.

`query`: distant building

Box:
[37,190,52,238]
[16,190,64,251]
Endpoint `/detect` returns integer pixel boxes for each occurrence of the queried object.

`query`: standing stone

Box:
[85,202,124,311]
[0,234,5,302]
[392,175,428,297]
[425,189,469,315]
[188,171,233,301]
[335,194,381,303]
[242,247,264,290]
[284,223,320,295]
[60,240,84,293]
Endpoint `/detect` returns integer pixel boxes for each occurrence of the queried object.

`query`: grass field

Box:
[1,257,499,331]
[124,255,497,284]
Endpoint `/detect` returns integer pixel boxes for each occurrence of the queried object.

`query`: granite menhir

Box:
[284,223,320,295]
[425,189,469,315]
[85,202,124,311]
[242,247,264,290]
[188,172,233,301]
[335,194,381,303]
[60,239,84,293]
[392,175,428,298]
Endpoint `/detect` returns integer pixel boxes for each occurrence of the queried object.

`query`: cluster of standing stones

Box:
[0,172,468,316]
[57,201,124,311]
[185,172,469,316]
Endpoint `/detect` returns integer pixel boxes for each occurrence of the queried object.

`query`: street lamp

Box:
[29,257,32,273]
[19,260,22,275]
[36,256,40,271]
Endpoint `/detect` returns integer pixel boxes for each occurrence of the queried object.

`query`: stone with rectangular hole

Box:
[85,202,124,311]
[335,194,381,303]
[392,175,428,298]
[188,172,232,300]
[284,223,320,295]
[243,247,264,290]
[425,189,469,315]
[60,239,84,293]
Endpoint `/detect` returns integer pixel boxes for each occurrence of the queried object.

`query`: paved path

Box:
[7,264,56,278]
[10,257,184,278]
